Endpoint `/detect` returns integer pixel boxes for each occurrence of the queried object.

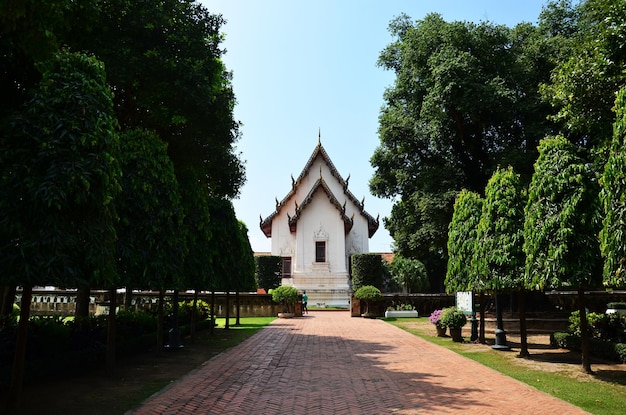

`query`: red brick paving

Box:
[128,311,588,414]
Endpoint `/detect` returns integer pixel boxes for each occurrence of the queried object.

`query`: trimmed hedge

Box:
[550,332,626,363]
[255,255,282,291]
[351,253,383,291]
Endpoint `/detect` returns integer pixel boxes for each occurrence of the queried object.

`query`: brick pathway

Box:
[128,311,588,414]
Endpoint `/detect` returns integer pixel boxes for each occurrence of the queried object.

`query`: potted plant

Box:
[354,285,382,318]
[440,307,467,342]
[270,285,299,318]
[429,309,446,336]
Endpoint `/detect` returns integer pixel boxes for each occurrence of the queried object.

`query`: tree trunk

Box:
[190,290,198,341]
[124,287,133,310]
[210,290,216,335]
[156,289,165,355]
[1,285,17,316]
[479,292,486,344]
[106,287,117,377]
[6,285,33,411]
[578,287,592,373]
[167,289,181,348]
[235,291,241,326]
[74,284,91,321]
[518,290,529,358]
[225,291,230,329]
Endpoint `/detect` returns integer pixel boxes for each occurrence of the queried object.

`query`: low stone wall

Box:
[478,312,570,334]
[17,289,283,318]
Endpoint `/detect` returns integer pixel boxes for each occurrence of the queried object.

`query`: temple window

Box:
[315,241,326,263]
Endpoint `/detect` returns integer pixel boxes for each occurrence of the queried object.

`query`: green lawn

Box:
[386,317,626,415]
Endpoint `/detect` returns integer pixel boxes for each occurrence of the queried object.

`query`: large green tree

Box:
[600,87,626,287]
[523,136,602,373]
[0,50,120,409]
[541,0,626,151]
[65,0,245,197]
[371,13,557,284]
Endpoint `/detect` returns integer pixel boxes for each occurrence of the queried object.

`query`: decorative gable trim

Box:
[260,138,380,238]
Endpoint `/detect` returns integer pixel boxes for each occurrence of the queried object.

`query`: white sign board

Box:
[456,291,473,314]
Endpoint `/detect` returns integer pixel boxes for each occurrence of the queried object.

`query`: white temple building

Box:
[260,137,379,307]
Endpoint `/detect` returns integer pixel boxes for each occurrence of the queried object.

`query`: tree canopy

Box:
[474,167,526,292]
[0,50,120,288]
[115,128,186,291]
[371,13,557,279]
[523,136,602,290]
[64,0,245,197]
[445,189,483,293]
[599,86,626,288]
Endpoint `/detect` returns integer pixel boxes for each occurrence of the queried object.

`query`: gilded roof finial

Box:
[318,128,321,146]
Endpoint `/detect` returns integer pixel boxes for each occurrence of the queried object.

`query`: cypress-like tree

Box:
[524,136,602,373]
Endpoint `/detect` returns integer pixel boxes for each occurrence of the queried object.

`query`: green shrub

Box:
[354,285,383,302]
[550,331,626,363]
[270,285,298,312]
[607,302,626,309]
[568,310,604,336]
[616,343,626,362]
[568,310,626,342]
[440,307,467,329]
[28,316,71,358]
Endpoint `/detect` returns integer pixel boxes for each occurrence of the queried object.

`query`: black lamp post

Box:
[492,291,510,350]
[165,289,184,350]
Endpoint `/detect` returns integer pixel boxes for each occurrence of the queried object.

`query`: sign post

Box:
[456,291,478,342]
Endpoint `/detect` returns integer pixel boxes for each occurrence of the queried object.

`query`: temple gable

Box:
[259,137,379,307]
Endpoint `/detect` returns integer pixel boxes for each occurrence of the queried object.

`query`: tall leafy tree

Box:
[600,87,626,287]
[474,167,527,355]
[371,13,557,285]
[390,255,429,293]
[446,189,483,293]
[474,167,526,292]
[115,128,186,292]
[523,136,602,372]
[65,0,245,197]
[0,50,120,409]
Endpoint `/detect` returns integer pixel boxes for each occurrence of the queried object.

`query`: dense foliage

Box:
[0,50,120,288]
[351,254,384,291]
[599,87,626,287]
[370,12,557,282]
[445,190,483,293]
[255,256,283,291]
[474,167,526,291]
[389,256,429,293]
[523,136,602,290]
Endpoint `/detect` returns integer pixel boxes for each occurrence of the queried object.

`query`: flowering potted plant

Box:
[440,307,467,342]
[429,309,446,337]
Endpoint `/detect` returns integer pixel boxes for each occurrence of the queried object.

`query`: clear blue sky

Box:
[200,0,549,253]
